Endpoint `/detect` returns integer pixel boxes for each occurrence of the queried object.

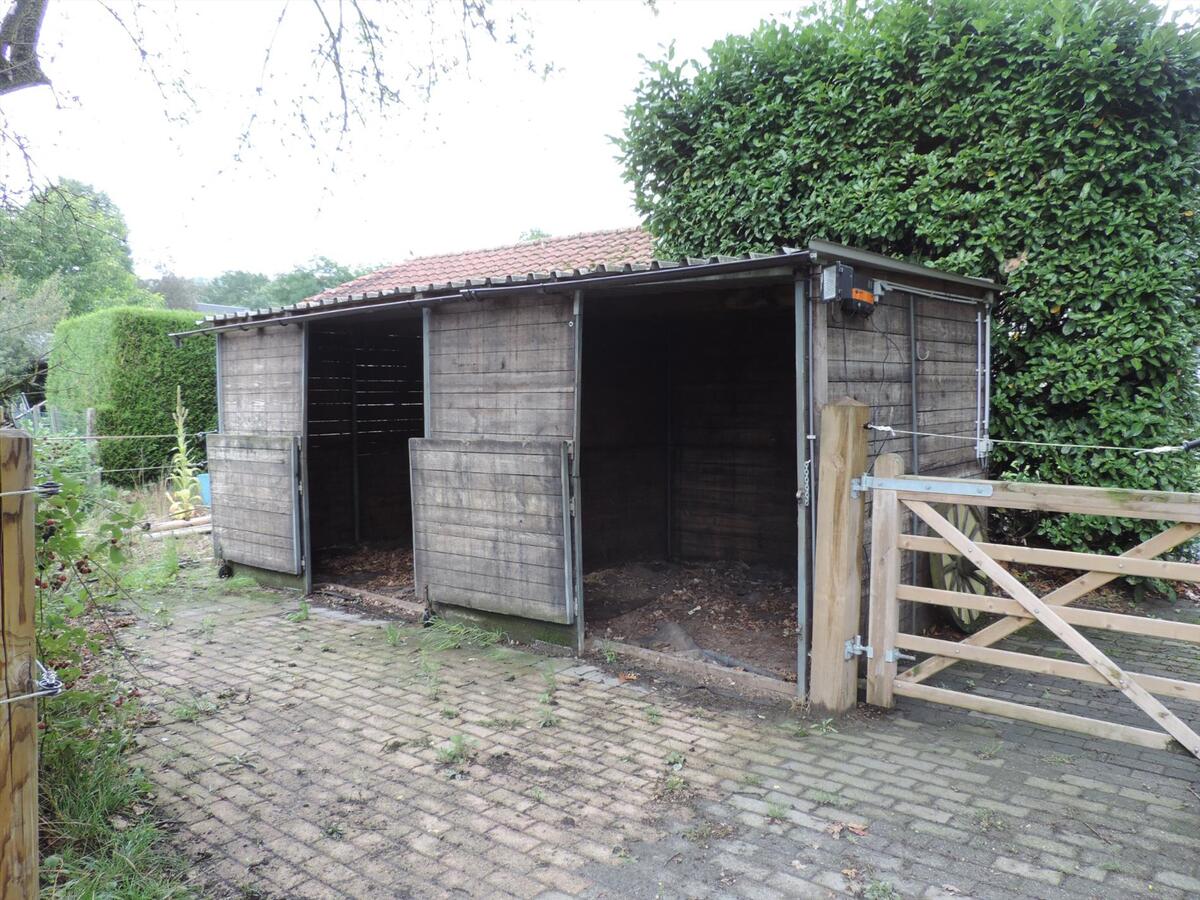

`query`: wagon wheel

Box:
[928,504,992,634]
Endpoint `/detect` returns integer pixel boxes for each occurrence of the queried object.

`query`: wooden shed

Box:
[179,236,996,694]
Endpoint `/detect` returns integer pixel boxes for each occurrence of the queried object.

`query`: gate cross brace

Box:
[903,499,1200,761]
[898,521,1200,686]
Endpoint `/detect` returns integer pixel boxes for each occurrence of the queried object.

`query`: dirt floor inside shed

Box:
[583,560,798,682]
[315,543,415,599]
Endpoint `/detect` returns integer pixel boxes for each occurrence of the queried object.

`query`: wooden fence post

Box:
[0,430,36,897]
[866,453,904,707]
[810,398,869,714]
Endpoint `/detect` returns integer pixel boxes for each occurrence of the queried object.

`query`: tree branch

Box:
[0,0,50,97]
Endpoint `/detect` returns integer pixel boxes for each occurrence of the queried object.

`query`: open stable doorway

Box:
[305,314,424,597]
[579,287,800,680]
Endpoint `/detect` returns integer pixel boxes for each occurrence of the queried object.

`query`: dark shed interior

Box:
[305,315,424,586]
[580,287,800,678]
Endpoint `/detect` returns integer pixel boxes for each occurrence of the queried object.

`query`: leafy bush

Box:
[619,0,1200,552]
[33,447,186,896]
[46,307,216,486]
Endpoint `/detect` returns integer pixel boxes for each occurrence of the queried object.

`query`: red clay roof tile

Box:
[313,227,654,300]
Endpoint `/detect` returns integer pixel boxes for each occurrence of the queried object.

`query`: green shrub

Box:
[46,307,215,485]
[619,0,1200,553]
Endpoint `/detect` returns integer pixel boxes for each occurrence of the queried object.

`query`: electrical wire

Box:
[866,424,1199,456]
[34,432,209,442]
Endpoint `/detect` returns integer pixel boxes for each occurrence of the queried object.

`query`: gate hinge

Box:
[884,648,916,664]
[844,635,872,660]
[569,496,576,515]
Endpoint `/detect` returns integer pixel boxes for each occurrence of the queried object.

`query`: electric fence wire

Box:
[866,424,1200,456]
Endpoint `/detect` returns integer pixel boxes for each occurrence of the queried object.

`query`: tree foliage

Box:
[0,179,159,316]
[619,0,1200,551]
[46,307,216,485]
[0,271,65,392]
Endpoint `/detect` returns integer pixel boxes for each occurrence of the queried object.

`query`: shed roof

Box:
[185,234,997,335]
[310,227,654,302]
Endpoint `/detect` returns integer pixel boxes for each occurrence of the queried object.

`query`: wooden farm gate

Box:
[860,452,1200,758]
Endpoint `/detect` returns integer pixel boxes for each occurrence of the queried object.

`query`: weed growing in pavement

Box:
[779,720,810,738]
[811,718,838,736]
[151,602,173,628]
[528,787,546,802]
[384,623,403,647]
[765,801,789,822]
[973,808,1008,833]
[976,741,1003,760]
[864,880,900,900]
[739,773,764,788]
[419,652,442,700]
[539,665,559,704]
[420,619,504,652]
[664,751,686,770]
[645,706,663,725]
[286,600,310,623]
[809,789,847,808]
[436,734,476,766]
[602,642,619,664]
[662,773,687,796]
[173,697,217,723]
[478,716,522,730]
[1100,861,1122,873]
[683,821,735,844]
[1043,753,1076,766]
[537,706,559,728]
[323,822,345,840]
[440,707,459,719]
[198,616,217,642]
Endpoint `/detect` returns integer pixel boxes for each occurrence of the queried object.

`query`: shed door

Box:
[207,433,303,575]
[410,438,576,624]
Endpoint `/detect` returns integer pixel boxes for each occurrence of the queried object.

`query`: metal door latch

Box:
[844,635,872,660]
[885,648,917,663]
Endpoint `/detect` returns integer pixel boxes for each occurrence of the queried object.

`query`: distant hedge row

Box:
[46,307,216,485]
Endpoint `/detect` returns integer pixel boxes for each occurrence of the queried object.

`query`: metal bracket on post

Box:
[851,474,994,499]
[975,437,994,460]
[884,648,916,664]
[844,635,872,660]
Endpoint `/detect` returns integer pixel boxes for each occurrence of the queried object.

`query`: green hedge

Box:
[46,307,216,485]
[618,0,1200,553]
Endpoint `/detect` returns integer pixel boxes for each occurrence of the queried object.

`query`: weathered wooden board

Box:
[426,296,575,441]
[218,328,305,435]
[410,438,572,624]
[207,433,300,574]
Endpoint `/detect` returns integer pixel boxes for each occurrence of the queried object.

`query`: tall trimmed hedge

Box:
[46,307,216,485]
[619,0,1200,552]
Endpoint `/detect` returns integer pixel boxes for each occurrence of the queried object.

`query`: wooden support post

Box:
[866,453,904,707]
[0,430,37,896]
[810,398,869,714]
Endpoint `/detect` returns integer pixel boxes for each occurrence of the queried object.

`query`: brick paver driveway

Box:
[131,581,1200,899]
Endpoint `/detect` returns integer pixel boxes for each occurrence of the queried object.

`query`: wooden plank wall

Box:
[826,292,983,479]
[579,318,668,568]
[306,321,423,553]
[409,438,570,623]
[824,290,987,629]
[670,311,797,564]
[218,327,304,435]
[426,295,576,441]
[207,434,299,574]
[580,301,796,569]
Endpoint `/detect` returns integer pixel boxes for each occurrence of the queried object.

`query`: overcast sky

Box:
[2,0,796,279]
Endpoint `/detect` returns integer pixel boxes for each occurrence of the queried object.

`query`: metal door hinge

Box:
[884,648,916,664]
[850,474,994,499]
[844,635,872,660]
